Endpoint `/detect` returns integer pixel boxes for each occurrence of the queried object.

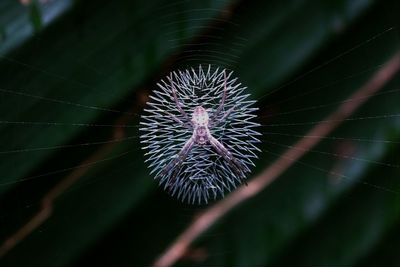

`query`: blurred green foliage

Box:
[0,0,399,267]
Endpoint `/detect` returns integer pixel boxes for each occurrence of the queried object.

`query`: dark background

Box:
[0,0,399,266]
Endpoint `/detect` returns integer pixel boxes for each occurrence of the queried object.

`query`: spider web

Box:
[0,1,399,267]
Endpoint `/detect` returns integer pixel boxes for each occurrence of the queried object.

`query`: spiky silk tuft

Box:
[140,65,261,204]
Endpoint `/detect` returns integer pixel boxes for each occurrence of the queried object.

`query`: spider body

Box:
[140,65,261,204]
[191,106,210,145]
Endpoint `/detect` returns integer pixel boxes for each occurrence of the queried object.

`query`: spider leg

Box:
[168,74,191,124]
[210,105,235,127]
[219,106,235,122]
[209,135,248,179]
[157,137,195,191]
[213,70,227,120]
[165,111,192,129]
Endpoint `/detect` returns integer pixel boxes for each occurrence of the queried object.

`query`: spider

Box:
[140,65,260,203]
[157,70,248,188]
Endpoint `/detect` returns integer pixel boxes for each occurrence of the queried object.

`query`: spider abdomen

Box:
[191,106,209,126]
